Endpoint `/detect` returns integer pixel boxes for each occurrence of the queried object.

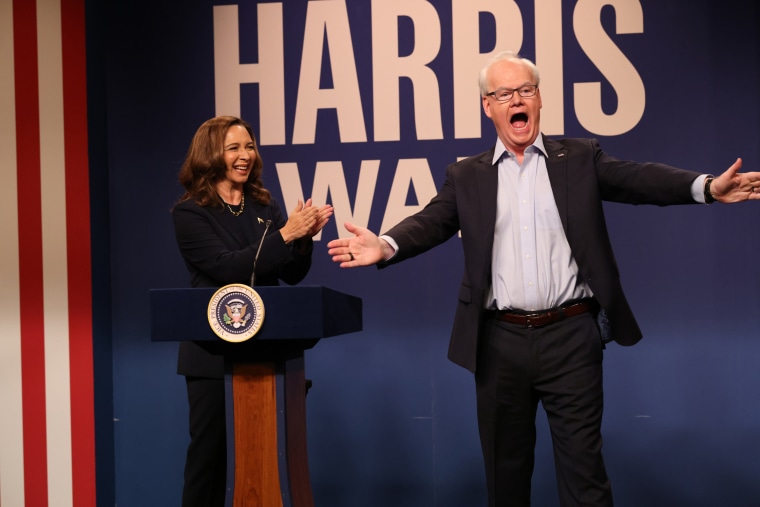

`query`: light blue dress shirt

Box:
[486,137,592,311]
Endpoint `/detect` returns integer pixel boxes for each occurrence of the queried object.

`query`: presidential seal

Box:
[207,284,265,342]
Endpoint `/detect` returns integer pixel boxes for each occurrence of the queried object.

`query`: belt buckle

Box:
[529,309,561,328]
[523,312,542,328]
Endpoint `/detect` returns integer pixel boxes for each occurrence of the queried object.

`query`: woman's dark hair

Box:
[177,116,271,207]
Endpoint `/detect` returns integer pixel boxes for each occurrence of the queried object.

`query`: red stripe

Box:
[13,0,49,505]
[60,0,96,503]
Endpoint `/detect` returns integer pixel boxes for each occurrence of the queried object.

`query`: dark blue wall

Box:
[97,1,760,505]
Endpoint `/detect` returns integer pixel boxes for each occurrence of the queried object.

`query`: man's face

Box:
[482,60,542,156]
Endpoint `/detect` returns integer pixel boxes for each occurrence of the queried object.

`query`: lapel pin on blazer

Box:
[257,217,264,223]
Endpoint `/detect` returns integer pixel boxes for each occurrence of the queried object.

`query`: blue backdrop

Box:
[94,1,760,505]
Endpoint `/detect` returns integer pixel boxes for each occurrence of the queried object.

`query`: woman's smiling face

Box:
[221,124,255,186]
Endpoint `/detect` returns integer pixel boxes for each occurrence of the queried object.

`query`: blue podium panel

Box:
[149,285,362,343]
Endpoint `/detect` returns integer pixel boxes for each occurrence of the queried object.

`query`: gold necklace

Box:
[226,193,245,216]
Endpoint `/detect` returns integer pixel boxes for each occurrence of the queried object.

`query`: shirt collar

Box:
[492,134,547,165]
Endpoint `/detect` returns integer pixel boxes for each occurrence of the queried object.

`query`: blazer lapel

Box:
[543,135,569,233]
[470,148,499,277]
[474,148,498,241]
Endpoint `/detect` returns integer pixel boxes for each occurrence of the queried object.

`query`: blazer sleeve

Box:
[256,201,313,286]
[382,161,463,264]
[589,139,699,205]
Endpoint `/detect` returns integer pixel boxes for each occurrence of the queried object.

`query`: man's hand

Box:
[711,158,760,203]
[327,222,394,267]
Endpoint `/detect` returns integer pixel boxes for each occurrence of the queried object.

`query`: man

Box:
[326,51,760,507]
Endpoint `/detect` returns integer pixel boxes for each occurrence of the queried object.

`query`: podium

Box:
[150,286,362,507]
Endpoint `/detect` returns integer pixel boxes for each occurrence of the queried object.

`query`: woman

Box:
[172,116,332,506]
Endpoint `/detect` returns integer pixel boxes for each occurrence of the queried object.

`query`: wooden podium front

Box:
[150,286,362,507]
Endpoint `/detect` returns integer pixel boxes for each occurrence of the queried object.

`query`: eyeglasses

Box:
[486,84,538,102]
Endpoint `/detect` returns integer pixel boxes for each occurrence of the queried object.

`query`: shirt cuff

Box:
[378,235,398,261]
[691,174,709,203]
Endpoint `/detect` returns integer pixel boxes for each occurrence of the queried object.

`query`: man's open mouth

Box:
[511,112,528,129]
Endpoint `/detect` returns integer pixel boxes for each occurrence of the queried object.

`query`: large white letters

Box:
[534,0,564,135]
[276,160,380,240]
[213,4,286,145]
[293,0,367,144]
[574,0,645,135]
[213,1,648,143]
[371,0,443,141]
[451,0,523,139]
[276,158,438,239]
[379,159,438,233]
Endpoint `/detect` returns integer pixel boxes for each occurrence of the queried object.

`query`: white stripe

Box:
[0,0,25,505]
[37,0,74,505]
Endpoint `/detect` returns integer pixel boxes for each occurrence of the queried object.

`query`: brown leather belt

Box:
[493,299,597,328]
